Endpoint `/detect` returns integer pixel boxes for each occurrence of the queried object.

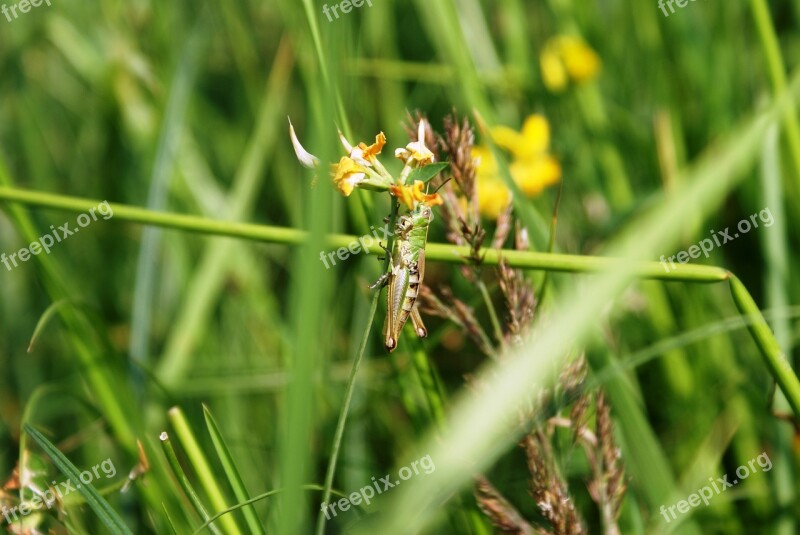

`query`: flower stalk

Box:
[2,185,799,417]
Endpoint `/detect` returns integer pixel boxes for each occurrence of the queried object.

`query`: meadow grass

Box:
[1,1,799,534]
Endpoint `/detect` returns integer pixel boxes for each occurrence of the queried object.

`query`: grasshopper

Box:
[380,202,433,352]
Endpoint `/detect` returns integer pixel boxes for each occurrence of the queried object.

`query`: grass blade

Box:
[23,424,133,535]
[202,405,266,535]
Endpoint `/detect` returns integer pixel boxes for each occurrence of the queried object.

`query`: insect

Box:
[382,202,433,352]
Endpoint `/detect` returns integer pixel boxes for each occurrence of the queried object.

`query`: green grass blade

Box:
[168,407,241,534]
[160,431,223,535]
[728,275,800,415]
[202,405,266,535]
[23,424,133,535]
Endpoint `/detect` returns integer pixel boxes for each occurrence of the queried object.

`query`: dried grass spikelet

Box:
[436,112,488,279]
[587,392,627,535]
[474,475,540,534]
[418,286,495,357]
[496,221,536,344]
[523,429,587,535]
[492,202,515,249]
[497,257,535,342]
[561,356,590,443]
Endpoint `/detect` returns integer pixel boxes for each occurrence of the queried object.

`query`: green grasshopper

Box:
[378,202,433,352]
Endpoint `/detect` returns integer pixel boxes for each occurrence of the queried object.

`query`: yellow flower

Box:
[477,177,511,220]
[510,157,561,197]
[331,156,367,196]
[540,36,601,92]
[358,132,386,160]
[390,180,444,210]
[473,114,561,219]
[491,115,551,161]
[344,131,387,164]
[332,131,396,195]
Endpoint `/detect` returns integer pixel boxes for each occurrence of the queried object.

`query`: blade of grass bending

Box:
[728,275,800,416]
[168,407,241,535]
[23,424,133,535]
[202,405,266,535]
[160,431,222,535]
[0,184,731,281]
[26,298,69,352]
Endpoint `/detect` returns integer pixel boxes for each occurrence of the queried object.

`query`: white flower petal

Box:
[417,120,426,144]
[338,130,354,154]
[288,117,320,169]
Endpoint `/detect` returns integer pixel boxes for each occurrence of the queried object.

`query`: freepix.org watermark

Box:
[322,0,372,22]
[659,451,772,524]
[657,0,703,17]
[659,207,774,273]
[320,454,435,520]
[320,222,391,269]
[1,458,116,525]
[2,0,51,23]
[1,200,113,272]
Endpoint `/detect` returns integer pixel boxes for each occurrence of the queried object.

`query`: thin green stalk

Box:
[0,186,729,282]
[168,407,241,535]
[728,275,800,416]
[477,280,505,350]
[160,432,223,535]
[314,290,381,535]
[314,201,399,535]
[750,0,800,194]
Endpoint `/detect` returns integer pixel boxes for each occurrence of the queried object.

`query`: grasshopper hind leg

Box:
[410,304,427,338]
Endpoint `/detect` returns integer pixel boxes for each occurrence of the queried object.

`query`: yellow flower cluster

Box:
[289,119,443,210]
[473,115,561,219]
[540,36,601,92]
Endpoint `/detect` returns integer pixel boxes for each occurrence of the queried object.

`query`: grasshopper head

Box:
[414,204,433,223]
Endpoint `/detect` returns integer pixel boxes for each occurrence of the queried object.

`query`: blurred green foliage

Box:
[0,0,799,533]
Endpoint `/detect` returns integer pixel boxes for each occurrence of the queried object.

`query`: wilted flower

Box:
[540,36,601,92]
